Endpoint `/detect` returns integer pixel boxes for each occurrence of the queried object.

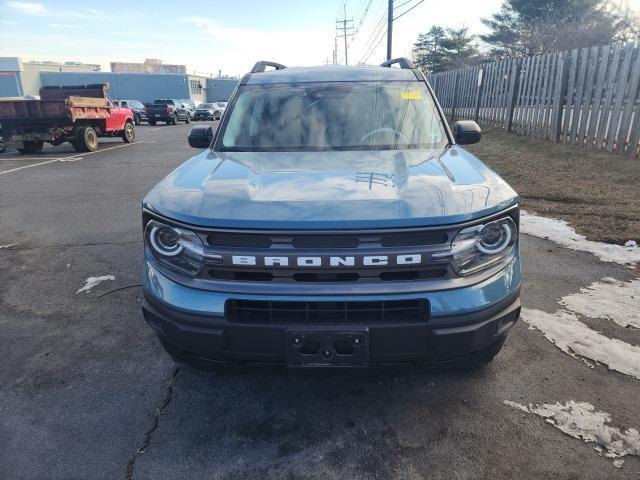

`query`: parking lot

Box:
[1,123,639,479]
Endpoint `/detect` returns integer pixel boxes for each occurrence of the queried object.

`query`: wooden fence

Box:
[428,42,640,156]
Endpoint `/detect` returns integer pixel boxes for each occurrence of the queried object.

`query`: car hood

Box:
[143,147,519,229]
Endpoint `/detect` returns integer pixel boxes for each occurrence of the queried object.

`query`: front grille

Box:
[199,226,455,284]
[227,299,428,324]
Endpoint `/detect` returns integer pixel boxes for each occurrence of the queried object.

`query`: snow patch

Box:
[520,211,640,266]
[521,307,640,379]
[76,275,115,294]
[559,278,640,329]
[504,400,640,460]
[0,243,17,249]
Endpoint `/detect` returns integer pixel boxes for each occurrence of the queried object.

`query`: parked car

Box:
[180,99,197,111]
[0,134,4,154]
[0,84,135,153]
[115,99,147,125]
[193,103,221,121]
[141,59,521,370]
[216,101,227,115]
[181,102,196,117]
[145,99,190,125]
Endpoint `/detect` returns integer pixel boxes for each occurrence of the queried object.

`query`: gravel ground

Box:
[1,125,638,479]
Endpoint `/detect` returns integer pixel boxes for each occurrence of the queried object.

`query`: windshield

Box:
[217,81,448,152]
[198,103,214,109]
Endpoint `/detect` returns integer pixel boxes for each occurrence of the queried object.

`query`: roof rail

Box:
[380,57,415,69]
[250,61,287,73]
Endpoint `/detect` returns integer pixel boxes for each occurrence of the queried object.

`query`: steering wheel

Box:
[360,127,410,144]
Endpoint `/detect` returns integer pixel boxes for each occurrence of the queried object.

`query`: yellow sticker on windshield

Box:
[400,91,422,100]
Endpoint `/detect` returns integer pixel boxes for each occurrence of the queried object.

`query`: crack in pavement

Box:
[125,365,180,480]
[97,284,143,299]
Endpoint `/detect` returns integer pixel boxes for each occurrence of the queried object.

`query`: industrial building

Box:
[110,58,186,74]
[0,57,238,103]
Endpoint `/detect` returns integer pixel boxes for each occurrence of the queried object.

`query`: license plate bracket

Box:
[286,329,369,367]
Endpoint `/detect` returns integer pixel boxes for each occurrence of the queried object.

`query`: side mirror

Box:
[453,120,481,145]
[188,126,213,148]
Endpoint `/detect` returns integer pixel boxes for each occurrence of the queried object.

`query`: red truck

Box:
[0,84,135,154]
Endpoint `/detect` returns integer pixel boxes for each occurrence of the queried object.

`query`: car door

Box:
[106,99,128,131]
[175,100,186,119]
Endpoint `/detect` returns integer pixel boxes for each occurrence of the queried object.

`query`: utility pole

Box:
[336,2,353,65]
[386,0,393,61]
[333,37,338,65]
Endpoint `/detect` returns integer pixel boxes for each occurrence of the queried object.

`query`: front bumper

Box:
[141,254,521,368]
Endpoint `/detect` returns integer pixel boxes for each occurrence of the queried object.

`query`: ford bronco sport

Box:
[141,59,521,369]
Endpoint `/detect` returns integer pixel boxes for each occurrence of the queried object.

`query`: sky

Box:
[0,0,505,76]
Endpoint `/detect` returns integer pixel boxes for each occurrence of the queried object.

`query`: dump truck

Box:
[0,84,135,154]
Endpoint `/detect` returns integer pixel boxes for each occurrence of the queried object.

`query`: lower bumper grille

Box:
[226,299,428,324]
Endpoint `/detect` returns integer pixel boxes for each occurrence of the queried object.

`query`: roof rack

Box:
[380,57,415,69]
[250,61,287,73]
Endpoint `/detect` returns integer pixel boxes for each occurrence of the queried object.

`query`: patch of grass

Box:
[466,127,640,245]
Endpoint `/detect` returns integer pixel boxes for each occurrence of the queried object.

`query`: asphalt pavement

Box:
[1,123,638,479]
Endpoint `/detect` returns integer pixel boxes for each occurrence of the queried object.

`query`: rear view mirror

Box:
[453,121,482,145]
[188,126,213,148]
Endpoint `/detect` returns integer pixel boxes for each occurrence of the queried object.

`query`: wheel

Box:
[185,113,191,124]
[134,114,140,126]
[148,120,156,126]
[214,111,221,120]
[170,114,178,125]
[17,140,44,154]
[121,121,135,143]
[75,126,98,152]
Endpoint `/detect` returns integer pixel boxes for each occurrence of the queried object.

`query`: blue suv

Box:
[141,59,521,369]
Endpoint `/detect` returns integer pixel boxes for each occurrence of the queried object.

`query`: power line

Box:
[355,6,388,63]
[384,0,427,60]
[351,0,386,60]
[361,28,387,63]
[348,0,374,48]
[393,0,425,21]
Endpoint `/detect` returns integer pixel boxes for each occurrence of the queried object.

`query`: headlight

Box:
[435,216,517,276]
[145,220,205,276]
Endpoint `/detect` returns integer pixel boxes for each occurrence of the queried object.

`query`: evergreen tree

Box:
[412,26,448,73]
[413,26,480,73]
[481,0,618,58]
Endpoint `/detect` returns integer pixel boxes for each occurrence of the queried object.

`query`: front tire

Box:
[185,113,191,124]
[148,120,156,126]
[121,121,135,143]
[17,140,44,154]
[75,126,98,152]
[134,114,141,126]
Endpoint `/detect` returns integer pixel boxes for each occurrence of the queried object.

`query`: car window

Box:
[218,81,448,151]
